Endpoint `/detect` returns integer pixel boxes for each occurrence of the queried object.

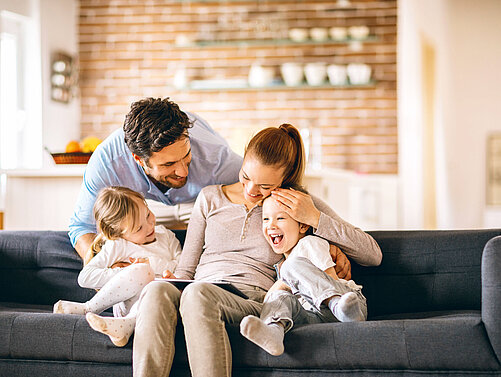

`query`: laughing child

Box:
[240,187,367,356]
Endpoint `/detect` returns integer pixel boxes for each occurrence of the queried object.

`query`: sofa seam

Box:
[70,317,78,361]
[330,324,340,369]
[403,320,412,369]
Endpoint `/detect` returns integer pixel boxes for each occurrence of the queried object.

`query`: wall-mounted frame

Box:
[50,51,77,103]
[487,134,501,205]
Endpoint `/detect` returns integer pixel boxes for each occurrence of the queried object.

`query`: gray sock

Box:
[240,315,285,356]
[330,292,365,322]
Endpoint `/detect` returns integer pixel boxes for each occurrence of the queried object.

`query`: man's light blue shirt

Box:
[68,112,242,246]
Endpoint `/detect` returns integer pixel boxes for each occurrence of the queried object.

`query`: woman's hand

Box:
[329,244,351,280]
[271,188,321,228]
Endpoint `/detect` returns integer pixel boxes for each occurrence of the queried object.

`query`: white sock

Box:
[53,300,88,315]
[330,292,365,322]
[85,312,135,347]
[240,315,285,356]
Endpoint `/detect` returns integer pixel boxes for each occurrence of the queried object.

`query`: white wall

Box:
[40,0,80,165]
[398,0,501,229]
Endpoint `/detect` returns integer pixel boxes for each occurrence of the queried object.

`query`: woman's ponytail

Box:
[245,123,306,187]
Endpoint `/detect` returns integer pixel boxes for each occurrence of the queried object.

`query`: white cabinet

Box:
[304,169,399,231]
[1,167,85,230]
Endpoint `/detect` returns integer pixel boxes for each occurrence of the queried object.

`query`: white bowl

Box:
[347,63,371,85]
[289,28,309,42]
[304,62,327,86]
[248,65,275,87]
[281,63,304,86]
[310,28,329,41]
[348,25,370,40]
[327,64,347,85]
[329,27,347,41]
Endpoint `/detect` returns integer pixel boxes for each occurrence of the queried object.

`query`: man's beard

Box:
[151,175,188,191]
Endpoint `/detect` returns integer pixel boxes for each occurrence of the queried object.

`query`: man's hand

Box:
[75,233,97,260]
[329,244,351,280]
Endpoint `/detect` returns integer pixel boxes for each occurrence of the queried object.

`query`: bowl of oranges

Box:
[51,137,102,164]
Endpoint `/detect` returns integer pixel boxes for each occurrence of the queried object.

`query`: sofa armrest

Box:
[0,230,93,304]
[482,235,501,362]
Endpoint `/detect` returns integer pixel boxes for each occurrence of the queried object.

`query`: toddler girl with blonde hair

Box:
[54,186,181,346]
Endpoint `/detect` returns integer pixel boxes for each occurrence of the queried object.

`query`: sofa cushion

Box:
[1,304,500,374]
[231,311,500,372]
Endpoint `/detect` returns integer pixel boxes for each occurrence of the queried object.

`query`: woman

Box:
[132,124,382,377]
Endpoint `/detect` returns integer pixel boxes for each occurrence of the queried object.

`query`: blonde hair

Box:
[245,123,305,187]
[84,186,147,265]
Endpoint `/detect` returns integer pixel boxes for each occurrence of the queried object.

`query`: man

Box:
[69,97,243,259]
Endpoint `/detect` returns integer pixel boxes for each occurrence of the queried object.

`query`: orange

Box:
[65,140,82,153]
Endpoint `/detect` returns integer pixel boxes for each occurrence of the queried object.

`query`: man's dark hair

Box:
[123,97,193,160]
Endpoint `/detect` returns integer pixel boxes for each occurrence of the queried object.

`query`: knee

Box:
[179,282,217,319]
[280,256,313,281]
[126,263,155,286]
[139,280,181,306]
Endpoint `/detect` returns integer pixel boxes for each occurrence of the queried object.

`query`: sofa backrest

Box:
[355,229,501,318]
[0,229,499,317]
[0,230,186,305]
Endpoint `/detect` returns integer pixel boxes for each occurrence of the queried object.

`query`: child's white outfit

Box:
[241,235,366,355]
[54,225,181,346]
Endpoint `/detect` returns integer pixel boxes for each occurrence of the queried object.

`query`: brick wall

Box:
[79,0,397,174]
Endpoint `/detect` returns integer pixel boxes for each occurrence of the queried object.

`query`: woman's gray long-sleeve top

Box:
[175,185,382,291]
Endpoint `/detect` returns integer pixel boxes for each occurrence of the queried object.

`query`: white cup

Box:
[310,27,329,41]
[327,64,347,85]
[329,27,347,41]
[304,62,327,86]
[281,63,304,86]
[248,64,275,87]
[288,28,308,42]
[347,63,372,85]
[348,25,370,40]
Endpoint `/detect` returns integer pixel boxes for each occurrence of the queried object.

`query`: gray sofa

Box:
[0,228,500,377]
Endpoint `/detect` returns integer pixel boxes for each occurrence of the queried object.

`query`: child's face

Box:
[262,197,308,256]
[121,199,157,245]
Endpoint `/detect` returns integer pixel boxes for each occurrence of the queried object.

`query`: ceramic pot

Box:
[327,64,347,85]
[347,63,371,85]
[304,62,327,86]
[329,27,347,41]
[281,63,304,86]
[248,64,275,87]
[310,27,329,41]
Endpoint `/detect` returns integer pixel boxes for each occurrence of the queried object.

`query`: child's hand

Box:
[129,257,150,265]
[162,269,176,279]
[111,261,132,268]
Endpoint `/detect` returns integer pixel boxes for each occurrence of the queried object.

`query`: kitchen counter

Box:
[0,165,86,177]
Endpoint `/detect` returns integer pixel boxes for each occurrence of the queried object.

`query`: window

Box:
[0,10,42,169]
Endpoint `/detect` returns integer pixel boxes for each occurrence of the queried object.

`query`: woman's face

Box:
[239,155,285,204]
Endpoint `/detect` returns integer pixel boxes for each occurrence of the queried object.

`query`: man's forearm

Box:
[75,233,97,260]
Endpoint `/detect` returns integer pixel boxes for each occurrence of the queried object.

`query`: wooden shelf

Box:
[177,80,377,91]
[175,36,377,49]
